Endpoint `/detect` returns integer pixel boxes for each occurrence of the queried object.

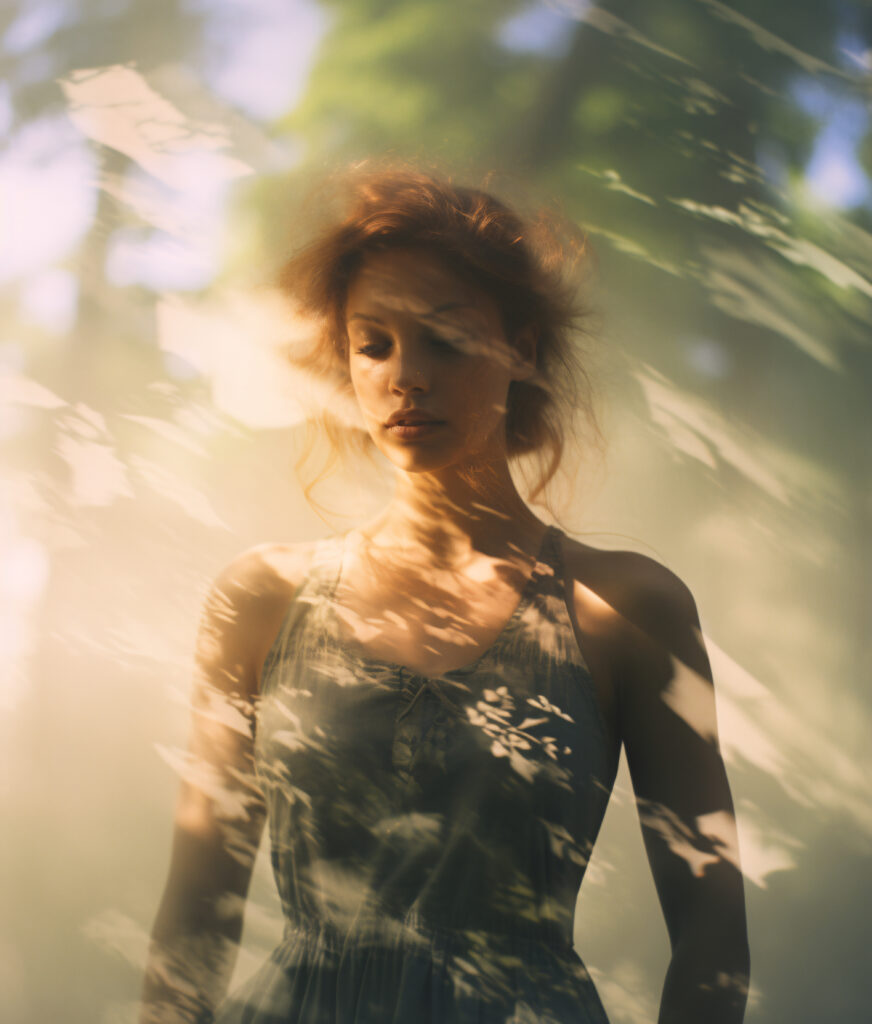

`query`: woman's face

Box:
[344,247,530,476]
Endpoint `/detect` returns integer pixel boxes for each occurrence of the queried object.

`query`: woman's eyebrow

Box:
[347,313,384,324]
[421,302,474,324]
[348,303,469,325]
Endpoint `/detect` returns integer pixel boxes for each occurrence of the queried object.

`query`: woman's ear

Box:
[510,326,537,382]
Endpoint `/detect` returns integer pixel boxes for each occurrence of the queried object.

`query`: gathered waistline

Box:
[275,910,577,963]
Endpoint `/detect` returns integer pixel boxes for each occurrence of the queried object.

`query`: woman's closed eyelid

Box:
[354,341,390,358]
[423,329,459,349]
[422,319,481,349]
[349,325,389,346]
[350,324,459,346]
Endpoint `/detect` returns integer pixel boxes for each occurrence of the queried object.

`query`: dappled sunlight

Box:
[55,424,134,507]
[59,65,253,190]
[731,801,802,891]
[3,0,869,1021]
[155,745,256,826]
[636,799,725,879]
[345,260,523,371]
[0,371,67,411]
[0,114,96,284]
[636,362,844,510]
[204,526,620,1017]
[672,197,872,300]
[697,0,849,78]
[707,635,872,840]
[130,454,229,529]
[563,2,693,67]
[154,288,353,430]
[660,655,719,745]
[586,961,658,1024]
[698,244,844,369]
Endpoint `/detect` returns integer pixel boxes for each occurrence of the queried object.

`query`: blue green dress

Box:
[214,525,618,1023]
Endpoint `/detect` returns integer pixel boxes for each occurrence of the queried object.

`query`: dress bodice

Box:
[216,525,618,1023]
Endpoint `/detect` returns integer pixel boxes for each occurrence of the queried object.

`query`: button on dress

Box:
[213,525,618,1023]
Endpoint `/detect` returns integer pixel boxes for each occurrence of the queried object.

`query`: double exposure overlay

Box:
[2,2,870,1023]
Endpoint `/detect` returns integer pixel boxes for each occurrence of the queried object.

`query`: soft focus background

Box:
[2,1,871,1022]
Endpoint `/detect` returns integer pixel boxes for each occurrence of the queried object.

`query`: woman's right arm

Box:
[139,545,295,1024]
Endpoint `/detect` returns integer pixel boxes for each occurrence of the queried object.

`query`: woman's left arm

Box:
[614,556,750,1024]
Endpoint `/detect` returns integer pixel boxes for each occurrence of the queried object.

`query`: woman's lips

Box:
[385,419,445,439]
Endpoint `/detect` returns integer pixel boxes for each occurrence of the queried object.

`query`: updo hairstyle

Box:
[279,165,599,503]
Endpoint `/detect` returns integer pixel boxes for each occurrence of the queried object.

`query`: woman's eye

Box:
[353,335,390,357]
[426,332,460,354]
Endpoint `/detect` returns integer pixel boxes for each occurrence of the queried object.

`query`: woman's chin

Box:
[373,429,505,478]
[383,450,503,482]
[386,453,457,476]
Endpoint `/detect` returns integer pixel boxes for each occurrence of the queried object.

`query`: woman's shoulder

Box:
[560,534,695,607]
[558,533,701,665]
[204,539,328,694]
[212,539,322,603]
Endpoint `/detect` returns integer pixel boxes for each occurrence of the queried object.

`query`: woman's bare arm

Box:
[140,546,296,1024]
[614,554,750,1024]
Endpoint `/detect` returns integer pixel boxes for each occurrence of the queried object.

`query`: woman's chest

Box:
[258,641,613,812]
[324,555,624,765]
[330,564,534,678]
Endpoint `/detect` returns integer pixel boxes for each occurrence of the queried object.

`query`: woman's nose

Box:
[389,342,430,394]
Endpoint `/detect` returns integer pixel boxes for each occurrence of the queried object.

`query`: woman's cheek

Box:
[467,363,511,417]
[349,365,386,427]
[459,384,509,449]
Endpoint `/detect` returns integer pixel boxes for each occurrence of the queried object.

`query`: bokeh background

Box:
[2,1,871,1022]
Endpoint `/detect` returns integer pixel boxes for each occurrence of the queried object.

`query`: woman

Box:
[140,169,750,1023]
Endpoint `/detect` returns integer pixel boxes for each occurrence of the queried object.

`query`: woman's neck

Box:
[365,460,546,569]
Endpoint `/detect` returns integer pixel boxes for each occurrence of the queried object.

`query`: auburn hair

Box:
[278,164,600,506]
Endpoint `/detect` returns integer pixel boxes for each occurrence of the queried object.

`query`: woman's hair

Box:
[278,163,601,507]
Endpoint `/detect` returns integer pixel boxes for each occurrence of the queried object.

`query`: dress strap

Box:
[302,535,345,599]
[529,524,568,597]
[512,524,594,673]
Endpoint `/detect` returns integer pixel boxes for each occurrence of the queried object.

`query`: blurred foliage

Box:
[239,0,872,545]
[4,2,872,1023]
[1,0,203,123]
